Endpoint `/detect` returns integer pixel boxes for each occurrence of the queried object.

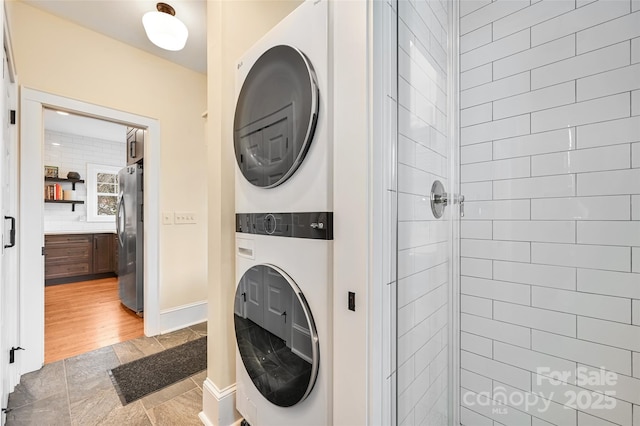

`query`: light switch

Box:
[162,211,173,225]
[175,211,196,224]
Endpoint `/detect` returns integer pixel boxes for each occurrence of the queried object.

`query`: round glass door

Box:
[234,264,319,407]
[233,45,319,188]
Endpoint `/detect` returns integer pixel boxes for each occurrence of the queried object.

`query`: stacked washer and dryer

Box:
[232,1,332,425]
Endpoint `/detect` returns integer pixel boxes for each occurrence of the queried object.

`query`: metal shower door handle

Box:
[430,180,465,218]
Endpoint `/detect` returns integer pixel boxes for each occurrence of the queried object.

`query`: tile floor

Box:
[6,323,207,426]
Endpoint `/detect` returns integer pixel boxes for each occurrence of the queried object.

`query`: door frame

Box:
[1,0,19,415]
[19,87,161,374]
[447,0,461,424]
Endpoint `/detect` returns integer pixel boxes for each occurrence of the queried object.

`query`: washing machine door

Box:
[233,45,319,188]
[234,264,319,407]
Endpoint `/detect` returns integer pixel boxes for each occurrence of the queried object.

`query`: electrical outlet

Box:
[162,211,173,225]
[175,211,196,224]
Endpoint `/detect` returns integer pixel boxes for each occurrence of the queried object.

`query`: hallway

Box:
[6,323,206,425]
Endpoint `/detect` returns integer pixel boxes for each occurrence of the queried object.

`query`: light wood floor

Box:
[45,277,144,364]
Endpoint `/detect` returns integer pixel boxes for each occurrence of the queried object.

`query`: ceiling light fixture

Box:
[142,2,188,51]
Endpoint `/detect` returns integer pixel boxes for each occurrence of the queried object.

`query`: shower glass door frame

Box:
[386,0,462,424]
[447,0,461,425]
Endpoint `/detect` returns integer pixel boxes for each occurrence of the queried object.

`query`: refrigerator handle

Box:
[116,194,125,248]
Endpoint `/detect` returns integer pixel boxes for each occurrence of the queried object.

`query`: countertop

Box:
[44,231,116,235]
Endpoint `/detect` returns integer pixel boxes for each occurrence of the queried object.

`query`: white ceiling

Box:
[44,108,127,142]
[23,0,207,74]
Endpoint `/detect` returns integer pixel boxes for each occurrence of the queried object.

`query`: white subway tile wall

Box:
[395,0,450,424]
[460,1,640,425]
[43,130,125,233]
[460,63,492,90]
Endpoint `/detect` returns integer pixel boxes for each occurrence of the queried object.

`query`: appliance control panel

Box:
[235,212,333,240]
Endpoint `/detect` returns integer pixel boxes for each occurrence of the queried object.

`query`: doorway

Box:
[19,88,161,375]
[42,110,144,363]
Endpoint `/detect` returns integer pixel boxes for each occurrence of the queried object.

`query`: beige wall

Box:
[7,0,208,311]
[206,0,302,392]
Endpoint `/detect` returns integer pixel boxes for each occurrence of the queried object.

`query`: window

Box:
[86,164,121,222]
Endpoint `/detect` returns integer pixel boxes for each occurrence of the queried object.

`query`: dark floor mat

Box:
[108,336,207,405]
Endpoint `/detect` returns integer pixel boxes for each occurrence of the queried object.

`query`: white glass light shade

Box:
[142,10,188,51]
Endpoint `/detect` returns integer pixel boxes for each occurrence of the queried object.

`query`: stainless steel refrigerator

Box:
[116,163,143,315]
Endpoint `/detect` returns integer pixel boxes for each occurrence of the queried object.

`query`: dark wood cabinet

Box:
[127,127,144,165]
[93,234,113,274]
[113,234,119,275]
[45,233,117,285]
[44,234,92,280]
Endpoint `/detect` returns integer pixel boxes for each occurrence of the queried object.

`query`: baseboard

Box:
[200,378,241,426]
[199,412,214,426]
[199,413,244,426]
[159,300,207,334]
[45,272,116,286]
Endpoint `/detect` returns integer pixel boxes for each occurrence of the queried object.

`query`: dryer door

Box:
[234,264,319,407]
[234,45,319,188]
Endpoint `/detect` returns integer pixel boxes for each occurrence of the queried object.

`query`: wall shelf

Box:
[45,177,85,190]
[44,200,85,212]
[45,177,85,211]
